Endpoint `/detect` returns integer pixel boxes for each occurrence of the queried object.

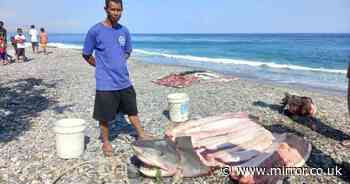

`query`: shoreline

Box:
[0,47,349,184]
[133,57,347,97]
[11,43,348,95]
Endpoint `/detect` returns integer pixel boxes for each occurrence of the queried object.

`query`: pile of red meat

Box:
[153,73,199,88]
[153,71,240,88]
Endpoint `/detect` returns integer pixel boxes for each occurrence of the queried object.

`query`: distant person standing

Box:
[39,28,48,54]
[344,63,350,148]
[15,28,27,62]
[0,21,7,44]
[348,63,350,115]
[29,25,39,53]
[0,36,8,65]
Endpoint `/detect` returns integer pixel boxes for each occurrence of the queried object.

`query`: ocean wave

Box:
[133,39,260,44]
[11,42,83,50]
[47,43,83,49]
[32,43,345,75]
[134,49,346,74]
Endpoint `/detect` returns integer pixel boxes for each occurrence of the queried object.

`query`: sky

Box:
[0,0,349,34]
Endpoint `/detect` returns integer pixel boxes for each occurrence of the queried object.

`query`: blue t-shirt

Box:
[83,23,132,91]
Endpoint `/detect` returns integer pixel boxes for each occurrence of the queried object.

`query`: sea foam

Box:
[134,49,346,74]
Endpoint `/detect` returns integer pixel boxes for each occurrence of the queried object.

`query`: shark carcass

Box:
[132,112,312,184]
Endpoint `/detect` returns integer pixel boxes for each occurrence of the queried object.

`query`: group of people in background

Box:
[0,21,49,65]
[28,25,49,55]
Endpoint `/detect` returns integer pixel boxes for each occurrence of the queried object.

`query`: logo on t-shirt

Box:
[118,35,126,47]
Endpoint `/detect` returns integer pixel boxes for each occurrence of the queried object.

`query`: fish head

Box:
[132,139,179,174]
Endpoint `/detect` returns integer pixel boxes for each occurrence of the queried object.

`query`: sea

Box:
[20,33,350,93]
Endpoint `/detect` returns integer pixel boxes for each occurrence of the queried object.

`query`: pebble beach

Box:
[0,47,349,184]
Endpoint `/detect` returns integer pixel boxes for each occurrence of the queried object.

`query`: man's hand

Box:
[125,53,130,60]
[82,54,96,67]
[87,56,96,67]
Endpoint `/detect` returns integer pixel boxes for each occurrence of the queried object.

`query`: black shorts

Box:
[93,86,138,122]
[31,42,39,47]
[16,48,25,57]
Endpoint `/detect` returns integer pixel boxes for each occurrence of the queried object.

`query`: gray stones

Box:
[0,48,349,184]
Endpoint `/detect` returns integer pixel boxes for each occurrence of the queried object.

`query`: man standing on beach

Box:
[0,21,7,46]
[39,28,48,55]
[15,28,27,62]
[29,25,39,53]
[343,63,350,147]
[82,0,152,156]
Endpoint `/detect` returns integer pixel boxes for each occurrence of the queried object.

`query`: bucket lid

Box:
[167,93,189,101]
[55,119,86,128]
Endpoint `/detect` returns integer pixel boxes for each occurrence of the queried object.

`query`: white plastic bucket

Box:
[167,93,190,122]
[53,119,86,159]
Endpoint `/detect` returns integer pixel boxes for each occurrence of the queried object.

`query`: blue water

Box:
[46,33,350,92]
